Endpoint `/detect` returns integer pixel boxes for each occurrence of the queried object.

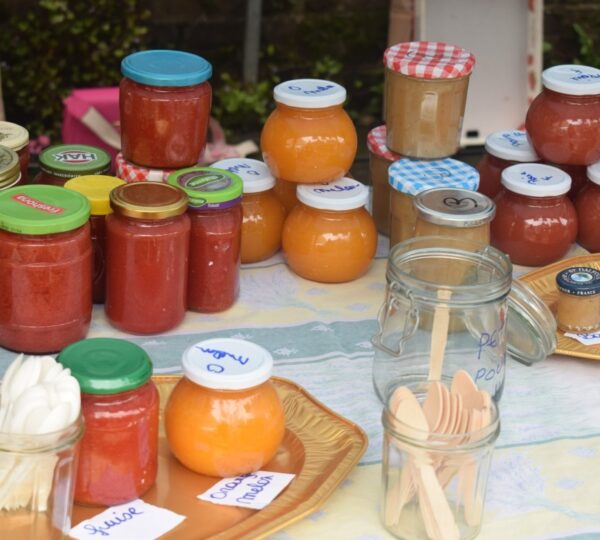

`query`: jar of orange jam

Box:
[165,338,285,478]
[274,178,298,215]
[261,79,357,183]
[282,178,377,283]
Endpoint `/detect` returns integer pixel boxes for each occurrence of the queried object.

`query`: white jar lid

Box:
[541,64,600,96]
[273,79,346,109]
[501,163,571,197]
[211,157,275,193]
[484,130,539,162]
[297,177,369,210]
[587,161,600,185]
[182,338,273,390]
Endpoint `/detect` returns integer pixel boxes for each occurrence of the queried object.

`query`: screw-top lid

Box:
[389,158,479,196]
[484,130,539,162]
[541,64,600,96]
[0,121,29,152]
[210,158,274,193]
[367,125,402,162]
[556,267,600,297]
[110,182,188,220]
[0,185,90,235]
[273,79,346,109]
[115,152,174,183]
[64,175,126,215]
[0,147,21,188]
[167,167,243,209]
[59,338,153,394]
[587,161,600,185]
[297,177,369,210]
[121,49,212,87]
[182,338,273,390]
[39,144,111,179]
[501,163,571,197]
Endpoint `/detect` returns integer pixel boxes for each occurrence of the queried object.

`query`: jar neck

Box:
[275,102,343,117]
[299,201,361,216]
[542,86,600,105]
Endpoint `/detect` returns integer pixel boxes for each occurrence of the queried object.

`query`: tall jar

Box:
[0,121,29,183]
[105,183,190,334]
[574,162,600,252]
[120,50,212,169]
[384,41,475,158]
[168,167,243,312]
[59,338,159,506]
[261,79,357,183]
[0,146,23,190]
[0,185,92,353]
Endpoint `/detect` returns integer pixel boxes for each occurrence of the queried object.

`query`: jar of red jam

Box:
[491,164,577,266]
[547,162,588,200]
[58,338,159,506]
[574,162,600,252]
[120,50,212,169]
[168,167,243,312]
[526,64,600,166]
[0,121,29,183]
[0,146,22,190]
[33,144,111,187]
[476,130,539,199]
[64,175,126,304]
[105,183,190,334]
[0,185,92,353]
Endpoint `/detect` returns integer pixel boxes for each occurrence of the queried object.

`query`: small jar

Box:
[367,125,402,235]
[0,186,92,353]
[165,338,285,478]
[282,178,377,283]
[212,157,285,263]
[526,64,600,166]
[261,79,357,183]
[491,164,577,267]
[389,158,479,248]
[383,41,475,158]
[105,183,190,334]
[476,130,539,199]
[0,146,23,190]
[555,267,600,333]
[33,144,111,187]
[115,152,174,183]
[575,162,600,252]
[64,175,126,304]
[273,177,299,215]
[59,338,159,506]
[168,167,243,312]
[120,50,212,169]
[0,121,29,183]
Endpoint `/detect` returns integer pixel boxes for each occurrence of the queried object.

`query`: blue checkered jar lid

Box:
[388,158,479,196]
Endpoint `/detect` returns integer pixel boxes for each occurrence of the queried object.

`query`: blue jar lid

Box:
[121,50,212,87]
[556,267,600,296]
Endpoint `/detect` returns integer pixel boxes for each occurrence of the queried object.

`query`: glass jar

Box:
[274,177,299,215]
[282,178,377,283]
[168,167,243,312]
[212,157,285,263]
[0,121,29,183]
[491,164,577,266]
[575,162,600,252]
[0,146,23,190]
[555,267,600,333]
[526,64,600,166]
[389,158,479,248]
[261,79,357,183]
[549,162,589,200]
[64,175,126,304]
[120,50,212,169]
[476,130,539,199]
[115,152,175,183]
[0,185,92,353]
[59,338,159,506]
[165,338,285,478]
[105,183,190,334]
[384,41,475,158]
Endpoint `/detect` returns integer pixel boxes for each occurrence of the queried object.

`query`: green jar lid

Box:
[39,144,111,178]
[0,185,91,235]
[58,338,153,394]
[167,167,243,209]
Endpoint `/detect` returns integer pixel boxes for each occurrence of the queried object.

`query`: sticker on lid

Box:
[542,64,600,96]
[587,161,600,185]
[556,267,600,297]
[167,167,243,208]
[367,125,402,161]
[273,79,346,109]
[484,130,539,162]
[501,163,571,197]
[115,152,174,183]
[296,177,369,211]
[210,158,274,193]
[39,144,111,177]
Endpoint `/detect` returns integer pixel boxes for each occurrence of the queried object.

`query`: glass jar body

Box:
[415,219,490,246]
[273,178,298,215]
[556,291,600,333]
[90,214,108,304]
[32,169,75,187]
[476,153,517,200]
[390,189,417,248]
[575,182,600,252]
[369,152,394,235]
[16,146,30,184]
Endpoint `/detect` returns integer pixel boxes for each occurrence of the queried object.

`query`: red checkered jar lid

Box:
[115,153,174,183]
[367,125,402,161]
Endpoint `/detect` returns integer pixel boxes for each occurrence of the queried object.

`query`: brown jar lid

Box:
[110,183,188,220]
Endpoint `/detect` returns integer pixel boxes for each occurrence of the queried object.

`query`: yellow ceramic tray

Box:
[520,254,600,361]
[71,375,368,539]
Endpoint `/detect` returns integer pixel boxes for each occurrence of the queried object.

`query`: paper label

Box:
[565,332,600,346]
[198,470,295,510]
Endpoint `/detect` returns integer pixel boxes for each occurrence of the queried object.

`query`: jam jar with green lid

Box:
[0,121,29,183]
[0,146,23,190]
[33,144,111,186]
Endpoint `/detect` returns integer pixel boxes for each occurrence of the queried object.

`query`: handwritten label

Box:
[565,332,600,346]
[569,68,600,82]
[313,184,359,194]
[198,471,295,510]
[224,163,261,176]
[69,499,185,540]
[520,170,553,184]
[288,83,334,95]
[196,345,250,374]
[501,131,526,147]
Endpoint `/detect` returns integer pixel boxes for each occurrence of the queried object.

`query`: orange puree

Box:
[274,178,299,215]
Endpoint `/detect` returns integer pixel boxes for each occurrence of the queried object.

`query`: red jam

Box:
[574,163,600,252]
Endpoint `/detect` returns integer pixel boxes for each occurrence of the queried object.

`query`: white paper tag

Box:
[198,470,295,510]
[69,499,186,539]
[564,331,600,345]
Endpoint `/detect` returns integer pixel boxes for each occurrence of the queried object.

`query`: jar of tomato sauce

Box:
[59,338,159,506]
[212,157,286,263]
[64,175,126,304]
[491,164,577,266]
[0,146,22,190]
[574,162,600,252]
[282,178,377,283]
[476,130,539,199]
[33,144,111,187]
[261,79,357,183]
[0,185,92,353]
[168,167,243,312]
[526,64,600,166]
[165,338,285,478]
[0,121,29,183]
[105,183,190,334]
[120,50,212,169]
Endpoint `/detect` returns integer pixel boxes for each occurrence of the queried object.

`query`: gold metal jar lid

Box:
[109,182,188,220]
[0,146,21,188]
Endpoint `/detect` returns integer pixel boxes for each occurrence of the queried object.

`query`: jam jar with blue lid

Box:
[555,266,600,334]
